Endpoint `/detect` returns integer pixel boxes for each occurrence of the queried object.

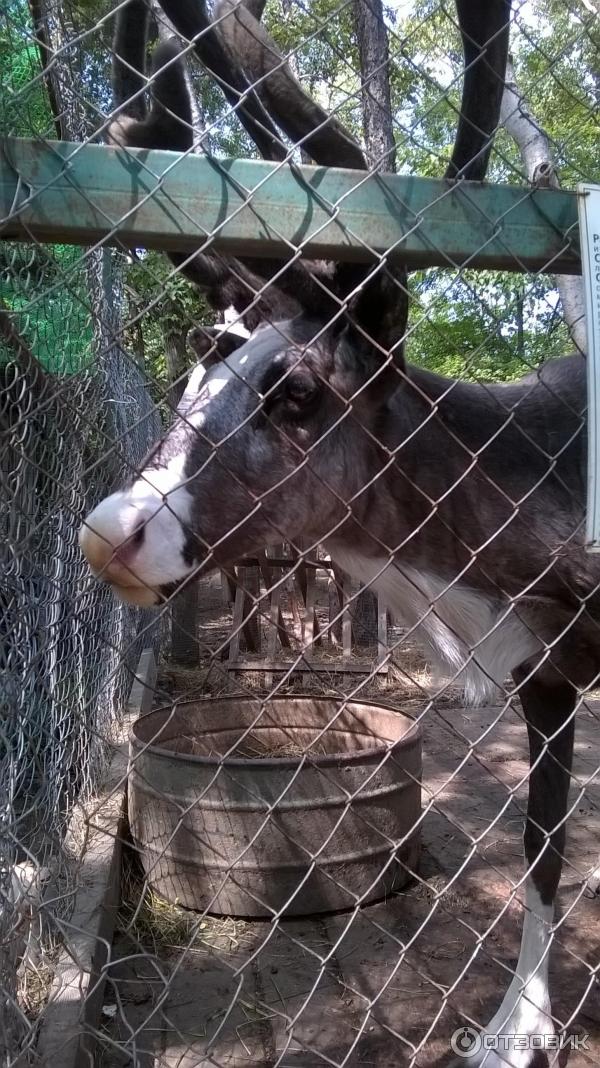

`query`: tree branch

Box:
[501,56,586,354]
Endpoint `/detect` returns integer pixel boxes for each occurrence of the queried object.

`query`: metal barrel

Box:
[129,697,422,917]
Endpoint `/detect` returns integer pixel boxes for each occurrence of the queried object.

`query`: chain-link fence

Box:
[1,0,600,1065]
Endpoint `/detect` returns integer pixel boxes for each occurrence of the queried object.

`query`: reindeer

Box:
[79,1,595,1064]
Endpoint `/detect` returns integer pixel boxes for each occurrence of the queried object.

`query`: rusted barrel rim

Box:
[130,696,422,769]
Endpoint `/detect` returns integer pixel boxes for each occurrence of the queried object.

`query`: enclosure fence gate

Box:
[0,0,599,1066]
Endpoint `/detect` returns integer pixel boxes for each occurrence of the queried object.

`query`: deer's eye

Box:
[257,368,320,429]
[284,372,319,407]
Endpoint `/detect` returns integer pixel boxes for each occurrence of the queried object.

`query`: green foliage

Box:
[0,244,93,373]
[265,0,363,138]
[1,2,52,137]
[123,252,216,391]
[408,269,571,380]
[1,5,95,371]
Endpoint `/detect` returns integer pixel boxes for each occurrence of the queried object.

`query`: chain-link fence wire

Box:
[0,4,166,1057]
[2,0,600,1065]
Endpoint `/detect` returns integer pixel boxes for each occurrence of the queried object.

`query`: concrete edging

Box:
[37,648,157,1068]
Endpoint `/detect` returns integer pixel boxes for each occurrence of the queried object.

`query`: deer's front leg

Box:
[450,674,576,1068]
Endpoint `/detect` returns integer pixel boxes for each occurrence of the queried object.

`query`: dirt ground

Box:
[98,573,600,1067]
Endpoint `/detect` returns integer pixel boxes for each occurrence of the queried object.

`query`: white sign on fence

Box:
[578,183,600,550]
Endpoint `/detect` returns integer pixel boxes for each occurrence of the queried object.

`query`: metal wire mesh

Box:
[1,0,599,1065]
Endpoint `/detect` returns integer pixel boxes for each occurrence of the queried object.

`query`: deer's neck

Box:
[325,357,587,701]
[346,359,586,568]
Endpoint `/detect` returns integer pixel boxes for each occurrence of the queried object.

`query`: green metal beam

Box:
[0,138,581,275]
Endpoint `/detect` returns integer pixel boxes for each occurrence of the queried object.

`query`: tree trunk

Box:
[132,318,145,366]
[145,11,202,664]
[500,57,586,354]
[353,0,396,173]
[515,284,524,360]
[350,0,396,646]
[170,583,199,665]
[27,0,63,138]
[164,328,188,410]
[27,0,88,141]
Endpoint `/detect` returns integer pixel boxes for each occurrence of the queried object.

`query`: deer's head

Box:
[79,0,511,606]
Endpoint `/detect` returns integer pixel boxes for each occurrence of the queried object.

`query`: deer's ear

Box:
[331,268,408,403]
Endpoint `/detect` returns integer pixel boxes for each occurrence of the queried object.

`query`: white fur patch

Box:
[178,363,207,413]
[177,340,268,428]
[131,452,189,500]
[326,548,541,704]
[216,308,250,338]
[465,881,554,1067]
[83,454,196,593]
[125,460,196,586]
[178,365,239,429]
